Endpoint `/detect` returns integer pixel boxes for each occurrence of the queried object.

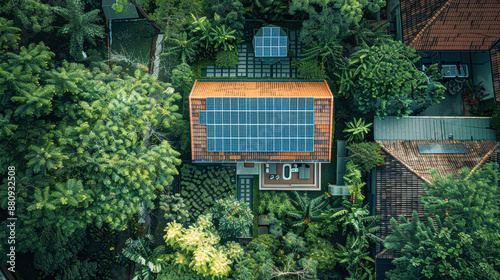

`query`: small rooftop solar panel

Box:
[255,48,263,57]
[264,47,270,56]
[255,37,263,47]
[199,111,206,125]
[272,27,279,36]
[263,27,271,36]
[417,143,467,154]
[206,98,214,110]
[206,111,213,124]
[272,47,279,56]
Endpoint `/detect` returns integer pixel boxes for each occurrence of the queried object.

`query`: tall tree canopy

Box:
[0,21,182,258]
[384,163,500,279]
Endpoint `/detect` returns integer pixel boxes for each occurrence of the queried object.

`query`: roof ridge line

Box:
[409,0,455,49]
[465,141,500,180]
[377,141,432,184]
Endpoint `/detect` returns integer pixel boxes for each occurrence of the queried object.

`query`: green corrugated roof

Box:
[102,0,139,20]
[374,116,496,140]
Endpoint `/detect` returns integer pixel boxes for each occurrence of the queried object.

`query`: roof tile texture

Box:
[190,80,333,98]
[491,43,500,102]
[378,140,499,183]
[401,0,500,50]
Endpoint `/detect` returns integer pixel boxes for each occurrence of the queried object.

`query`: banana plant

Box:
[209,25,236,51]
[286,191,328,229]
[343,117,372,143]
[122,234,166,280]
[190,14,212,49]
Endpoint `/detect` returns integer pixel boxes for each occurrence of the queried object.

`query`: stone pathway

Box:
[203,29,302,78]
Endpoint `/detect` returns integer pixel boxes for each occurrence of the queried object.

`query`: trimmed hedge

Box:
[179,164,235,222]
[215,49,239,68]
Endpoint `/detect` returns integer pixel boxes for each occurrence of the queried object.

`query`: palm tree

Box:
[287,191,328,229]
[52,0,105,61]
[122,235,166,280]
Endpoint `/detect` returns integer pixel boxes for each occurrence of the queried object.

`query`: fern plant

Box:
[52,0,105,61]
[343,117,372,143]
[286,191,328,228]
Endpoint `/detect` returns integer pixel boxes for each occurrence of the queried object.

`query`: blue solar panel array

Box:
[199,97,314,152]
[254,27,287,57]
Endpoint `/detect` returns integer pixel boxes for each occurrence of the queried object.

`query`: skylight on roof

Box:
[417,143,467,154]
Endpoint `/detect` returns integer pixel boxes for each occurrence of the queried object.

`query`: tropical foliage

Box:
[52,0,105,61]
[203,196,254,240]
[179,164,236,222]
[164,216,244,278]
[343,118,372,142]
[347,142,385,172]
[122,235,166,280]
[384,163,500,279]
[338,40,445,118]
[160,194,190,224]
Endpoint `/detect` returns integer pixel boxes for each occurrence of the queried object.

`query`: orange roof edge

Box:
[189,80,197,160]
[324,80,334,161]
[190,80,333,98]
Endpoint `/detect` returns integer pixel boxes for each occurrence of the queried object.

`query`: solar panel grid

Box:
[254,27,287,57]
[203,97,314,152]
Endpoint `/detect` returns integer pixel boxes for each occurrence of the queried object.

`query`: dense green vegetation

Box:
[179,164,236,222]
[385,163,500,279]
[2,0,496,279]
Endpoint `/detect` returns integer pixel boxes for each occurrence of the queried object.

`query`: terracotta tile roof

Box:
[189,80,333,98]
[377,140,499,183]
[375,153,426,259]
[401,0,500,51]
[189,80,333,162]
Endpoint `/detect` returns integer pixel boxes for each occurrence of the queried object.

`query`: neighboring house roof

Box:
[189,80,333,162]
[374,116,498,182]
[400,0,500,51]
[374,116,496,141]
[374,116,500,261]
[102,0,139,20]
[378,140,499,183]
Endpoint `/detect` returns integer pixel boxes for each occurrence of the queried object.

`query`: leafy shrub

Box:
[297,59,327,79]
[249,234,281,254]
[179,164,236,222]
[160,193,190,224]
[164,217,244,278]
[306,238,337,276]
[158,261,212,280]
[287,49,296,57]
[203,195,254,239]
[256,191,295,218]
[491,105,500,133]
[215,49,238,67]
[347,142,385,172]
